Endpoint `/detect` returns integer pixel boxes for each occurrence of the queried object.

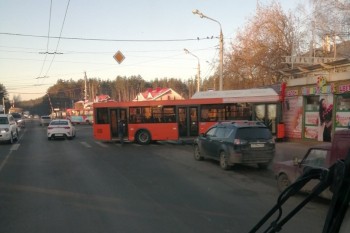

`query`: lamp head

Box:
[192,9,199,15]
[192,9,204,18]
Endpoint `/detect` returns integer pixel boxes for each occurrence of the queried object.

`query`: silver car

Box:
[0,114,19,144]
[40,115,51,126]
[10,112,25,128]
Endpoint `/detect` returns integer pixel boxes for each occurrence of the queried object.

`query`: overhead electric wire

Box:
[0,45,218,55]
[0,32,220,43]
[44,0,71,78]
[37,0,53,79]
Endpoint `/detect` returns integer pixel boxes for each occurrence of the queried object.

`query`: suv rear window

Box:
[235,127,272,140]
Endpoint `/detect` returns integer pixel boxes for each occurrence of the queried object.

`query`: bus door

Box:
[254,104,277,135]
[177,106,199,137]
[109,108,128,138]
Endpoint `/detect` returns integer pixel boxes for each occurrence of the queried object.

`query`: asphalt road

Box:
[0,119,330,233]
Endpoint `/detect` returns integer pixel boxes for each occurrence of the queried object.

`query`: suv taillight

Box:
[234,139,248,145]
[268,138,275,143]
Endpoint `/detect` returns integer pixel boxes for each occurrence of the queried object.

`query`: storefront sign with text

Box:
[301,83,335,95]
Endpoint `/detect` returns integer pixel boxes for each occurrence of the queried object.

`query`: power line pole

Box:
[84,72,88,102]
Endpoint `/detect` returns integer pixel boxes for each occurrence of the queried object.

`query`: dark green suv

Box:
[193,121,275,170]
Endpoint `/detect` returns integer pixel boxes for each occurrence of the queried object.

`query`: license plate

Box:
[55,133,63,136]
[251,143,264,148]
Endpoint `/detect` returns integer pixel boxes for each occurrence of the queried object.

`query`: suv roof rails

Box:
[218,120,266,126]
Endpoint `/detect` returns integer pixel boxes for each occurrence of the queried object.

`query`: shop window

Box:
[335,94,350,129]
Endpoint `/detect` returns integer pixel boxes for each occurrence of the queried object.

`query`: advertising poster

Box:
[305,112,319,125]
[283,96,303,139]
[335,112,350,128]
[316,95,334,142]
[304,125,319,140]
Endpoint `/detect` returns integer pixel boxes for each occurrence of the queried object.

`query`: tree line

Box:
[1,0,349,115]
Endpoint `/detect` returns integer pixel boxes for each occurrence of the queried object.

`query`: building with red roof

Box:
[133,87,184,101]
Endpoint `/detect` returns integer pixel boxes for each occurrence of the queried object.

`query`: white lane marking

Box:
[0,150,12,172]
[80,142,92,148]
[0,142,21,172]
[10,144,20,151]
[95,141,109,148]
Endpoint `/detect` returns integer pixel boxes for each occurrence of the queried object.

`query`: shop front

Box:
[283,77,350,142]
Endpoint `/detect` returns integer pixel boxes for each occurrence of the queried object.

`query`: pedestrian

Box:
[318,98,333,142]
[118,119,126,144]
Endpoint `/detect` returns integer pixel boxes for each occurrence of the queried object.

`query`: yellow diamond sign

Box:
[113,50,125,64]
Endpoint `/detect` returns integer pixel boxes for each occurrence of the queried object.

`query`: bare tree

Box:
[308,0,350,57]
[226,1,295,88]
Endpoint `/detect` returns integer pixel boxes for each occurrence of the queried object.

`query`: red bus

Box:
[93,88,284,144]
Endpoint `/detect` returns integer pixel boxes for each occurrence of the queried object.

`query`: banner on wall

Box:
[284,96,303,139]
[304,95,334,141]
[336,112,350,128]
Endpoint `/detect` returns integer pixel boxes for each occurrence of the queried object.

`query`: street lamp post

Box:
[0,91,5,114]
[192,9,223,91]
[184,48,201,92]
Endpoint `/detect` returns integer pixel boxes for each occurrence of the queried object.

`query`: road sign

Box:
[113,50,125,64]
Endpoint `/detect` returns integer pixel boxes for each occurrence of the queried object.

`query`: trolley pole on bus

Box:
[184,48,201,92]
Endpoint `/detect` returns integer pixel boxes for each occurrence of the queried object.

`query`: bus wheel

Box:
[136,130,151,145]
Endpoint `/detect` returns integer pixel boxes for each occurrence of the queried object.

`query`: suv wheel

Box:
[9,132,14,144]
[193,145,203,161]
[219,151,230,170]
[14,129,19,141]
[277,173,291,192]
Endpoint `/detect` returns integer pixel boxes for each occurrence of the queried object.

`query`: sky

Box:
[0,0,305,101]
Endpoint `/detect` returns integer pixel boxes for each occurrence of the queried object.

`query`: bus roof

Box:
[191,88,280,102]
[93,98,225,108]
[93,88,281,108]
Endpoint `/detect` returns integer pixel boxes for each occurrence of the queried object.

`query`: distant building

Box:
[95,94,111,102]
[133,88,184,101]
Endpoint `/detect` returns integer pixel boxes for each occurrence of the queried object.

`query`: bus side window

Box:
[96,108,108,124]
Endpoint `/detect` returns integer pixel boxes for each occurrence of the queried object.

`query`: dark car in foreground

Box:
[273,129,350,199]
[193,121,275,170]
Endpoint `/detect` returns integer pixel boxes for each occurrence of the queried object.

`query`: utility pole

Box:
[184,48,201,92]
[84,72,88,102]
[219,29,224,91]
[0,91,5,114]
[1,97,5,114]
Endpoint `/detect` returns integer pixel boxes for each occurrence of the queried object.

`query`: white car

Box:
[47,119,76,140]
[10,112,25,128]
[0,114,19,144]
[40,115,51,126]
